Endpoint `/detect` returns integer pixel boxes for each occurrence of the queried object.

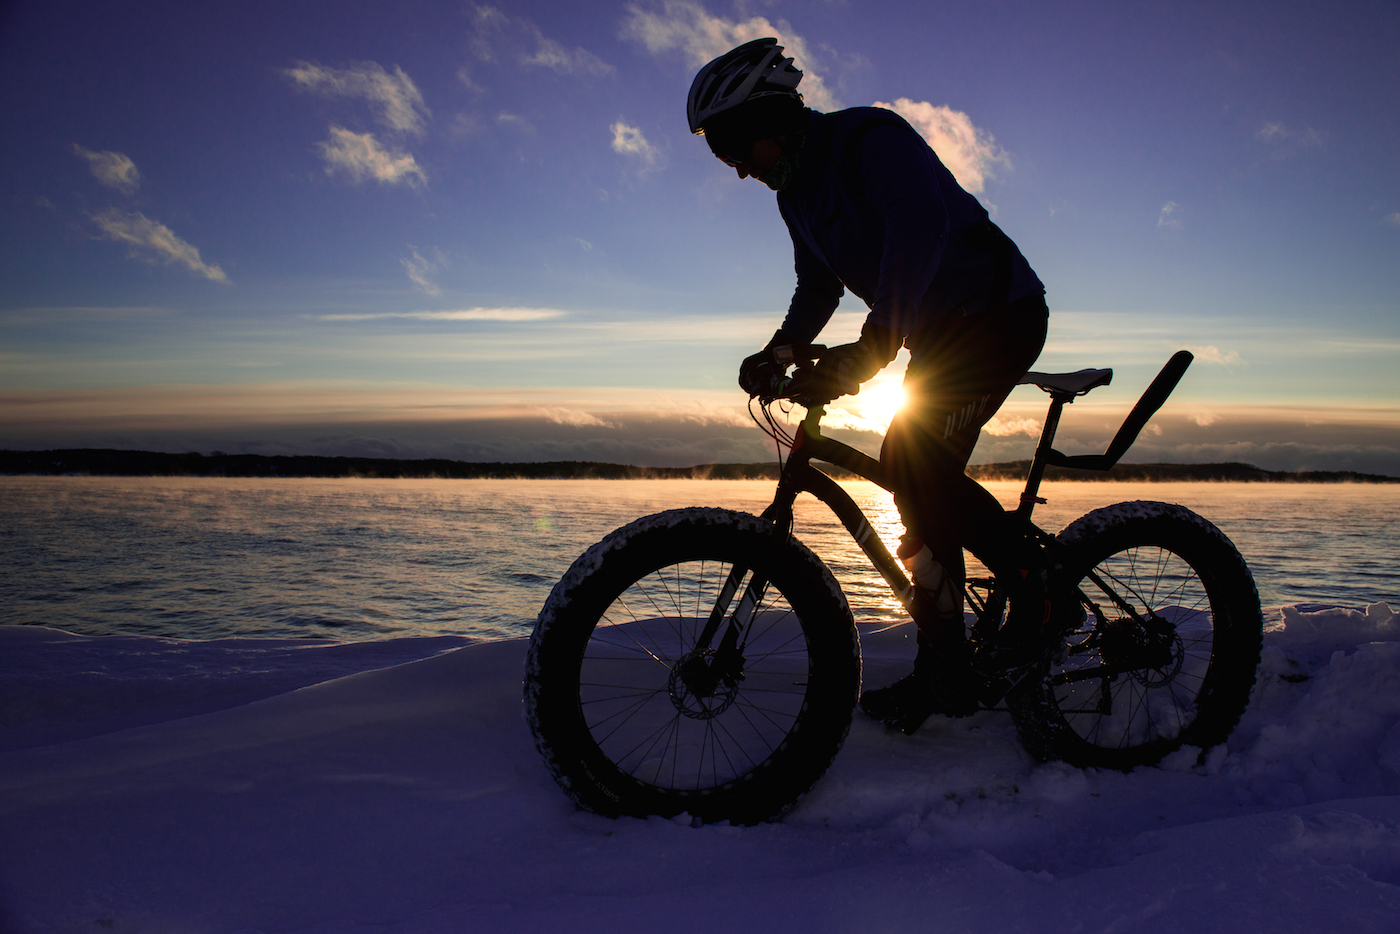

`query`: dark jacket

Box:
[775,107,1044,358]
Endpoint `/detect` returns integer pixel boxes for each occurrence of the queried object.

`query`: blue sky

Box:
[2,0,1397,471]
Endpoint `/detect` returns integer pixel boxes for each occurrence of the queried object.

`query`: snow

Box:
[3,604,1399,933]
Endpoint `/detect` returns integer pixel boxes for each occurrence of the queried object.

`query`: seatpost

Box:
[1016,393,1072,520]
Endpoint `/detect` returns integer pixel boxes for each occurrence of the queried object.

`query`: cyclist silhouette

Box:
[690,39,1051,733]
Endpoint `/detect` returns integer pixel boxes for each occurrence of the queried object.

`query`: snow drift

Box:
[2,603,1398,932]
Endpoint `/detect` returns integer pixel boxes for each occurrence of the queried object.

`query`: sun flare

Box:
[855,377,908,429]
[820,371,909,433]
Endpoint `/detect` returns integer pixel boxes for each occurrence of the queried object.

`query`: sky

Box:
[1,0,1397,472]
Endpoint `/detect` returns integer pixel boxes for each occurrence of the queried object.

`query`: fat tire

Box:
[1008,501,1263,770]
[525,508,860,824]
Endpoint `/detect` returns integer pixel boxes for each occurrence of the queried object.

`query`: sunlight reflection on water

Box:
[1,477,1395,641]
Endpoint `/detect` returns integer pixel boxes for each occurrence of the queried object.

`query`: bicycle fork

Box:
[676,563,768,699]
[676,469,808,699]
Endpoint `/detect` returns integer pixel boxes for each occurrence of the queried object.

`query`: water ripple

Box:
[1,477,1395,641]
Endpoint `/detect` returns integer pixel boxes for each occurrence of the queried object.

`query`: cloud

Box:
[90,209,228,283]
[1256,121,1322,149]
[316,308,566,322]
[872,99,1010,194]
[1184,345,1243,366]
[73,145,140,194]
[1158,201,1182,229]
[470,5,614,76]
[318,127,426,186]
[1385,212,1400,227]
[534,406,618,428]
[9,388,1397,472]
[611,121,658,164]
[457,66,485,95]
[621,1,838,112]
[523,32,614,75]
[983,415,1043,437]
[286,61,430,136]
[496,112,534,132]
[620,3,1019,195]
[468,5,511,61]
[401,247,442,296]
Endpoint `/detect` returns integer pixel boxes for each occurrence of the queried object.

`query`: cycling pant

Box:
[880,293,1049,632]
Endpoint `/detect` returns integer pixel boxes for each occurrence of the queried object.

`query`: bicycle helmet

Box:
[686,37,803,135]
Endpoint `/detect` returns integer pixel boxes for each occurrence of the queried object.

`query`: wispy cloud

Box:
[523,33,614,75]
[470,5,614,76]
[1385,212,1400,227]
[318,127,426,186]
[621,1,838,111]
[1184,345,1243,365]
[873,99,1010,194]
[534,406,618,428]
[983,415,1043,437]
[611,121,658,165]
[286,61,430,188]
[316,308,565,322]
[401,247,443,296]
[1158,201,1182,229]
[73,145,140,194]
[1256,120,1323,153]
[90,209,228,283]
[496,112,534,133]
[285,61,430,135]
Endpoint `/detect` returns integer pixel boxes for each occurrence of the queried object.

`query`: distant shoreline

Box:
[2,449,1397,483]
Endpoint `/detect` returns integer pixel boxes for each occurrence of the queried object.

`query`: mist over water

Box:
[2,477,1395,641]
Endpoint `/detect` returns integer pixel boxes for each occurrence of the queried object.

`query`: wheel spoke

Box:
[574,556,820,792]
[528,513,861,819]
[1056,546,1199,746]
[1015,507,1265,771]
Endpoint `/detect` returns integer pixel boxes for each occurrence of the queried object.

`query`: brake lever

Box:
[776,365,838,408]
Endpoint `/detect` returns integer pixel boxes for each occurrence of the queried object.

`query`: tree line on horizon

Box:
[1,449,1396,483]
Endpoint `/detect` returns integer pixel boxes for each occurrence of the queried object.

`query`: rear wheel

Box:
[525,508,860,824]
[1008,502,1263,770]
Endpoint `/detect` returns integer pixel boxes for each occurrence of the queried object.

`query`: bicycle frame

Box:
[679,351,1195,685]
[761,404,915,607]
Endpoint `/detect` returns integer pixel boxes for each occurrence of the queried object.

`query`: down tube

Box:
[798,467,914,609]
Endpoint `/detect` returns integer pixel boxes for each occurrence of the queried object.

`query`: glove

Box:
[805,321,902,398]
[738,330,798,397]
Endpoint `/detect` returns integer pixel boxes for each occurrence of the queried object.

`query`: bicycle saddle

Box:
[1018,368,1113,395]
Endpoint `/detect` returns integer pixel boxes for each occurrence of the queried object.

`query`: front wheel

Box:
[1008,502,1263,770]
[525,508,860,824]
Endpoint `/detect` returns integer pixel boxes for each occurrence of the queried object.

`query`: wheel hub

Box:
[670,649,742,719]
[1132,614,1184,687]
[1098,614,1184,686]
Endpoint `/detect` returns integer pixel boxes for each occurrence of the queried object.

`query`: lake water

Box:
[1,477,1396,642]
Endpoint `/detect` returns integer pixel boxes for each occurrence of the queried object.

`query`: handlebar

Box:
[754,343,830,406]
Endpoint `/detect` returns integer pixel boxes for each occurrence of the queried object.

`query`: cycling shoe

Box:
[860,636,980,734]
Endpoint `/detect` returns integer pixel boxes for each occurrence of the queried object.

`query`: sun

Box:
[838,373,908,432]
[859,377,907,424]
